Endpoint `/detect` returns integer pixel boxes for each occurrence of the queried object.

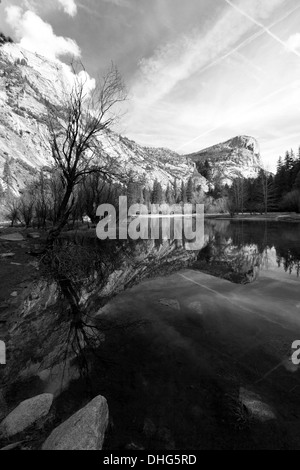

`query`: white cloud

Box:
[19,0,77,17]
[62,64,96,97]
[286,33,300,52]
[57,0,77,17]
[5,6,80,60]
[5,4,95,98]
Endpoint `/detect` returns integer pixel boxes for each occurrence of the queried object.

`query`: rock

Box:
[157,426,175,450]
[239,388,276,422]
[0,441,24,451]
[187,135,262,185]
[27,244,44,255]
[27,233,40,239]
[0,391,8,422]
[28,261,39,269]
[143,418,156,438]
[188,301,204,315]
[42,395,109,450]
[10,292,18,297]
[125,443,145,450]
[0,233,24,242]
[158,298,180,310]
[0,394,53,437]
[0,253,15,258]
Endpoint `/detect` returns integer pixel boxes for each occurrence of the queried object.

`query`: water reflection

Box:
[198,219,300,281]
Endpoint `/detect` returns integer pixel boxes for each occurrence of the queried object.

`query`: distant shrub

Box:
[14,58,28,66]
[280,190,300,213]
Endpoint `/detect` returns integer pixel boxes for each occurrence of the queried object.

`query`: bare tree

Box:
[228,172,248,215]
[6,199,20,227]
[19,197,35,228]
[47,63,127,243]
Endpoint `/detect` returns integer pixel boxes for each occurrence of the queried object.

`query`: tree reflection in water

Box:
[196,219,300,281]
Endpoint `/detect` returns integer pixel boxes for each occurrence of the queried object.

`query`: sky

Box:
[1,0,300,170]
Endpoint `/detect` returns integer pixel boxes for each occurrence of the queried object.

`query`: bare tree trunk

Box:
[47,183,74,245]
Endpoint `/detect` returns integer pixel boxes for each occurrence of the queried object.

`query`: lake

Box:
[198,219,300,282]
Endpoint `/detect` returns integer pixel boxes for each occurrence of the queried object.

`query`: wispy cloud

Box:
[176,80,300,151]
[224,0,300,58]
[120,0,300,170]
[129,0,287,110]
[101,0,131,8]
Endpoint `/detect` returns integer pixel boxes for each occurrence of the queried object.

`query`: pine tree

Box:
[275,156,289,199]
[0,181,4,201]
[151,180,158,204]
[173,178,179,203]
[152,180,163,204]
[138,184,144,205]
[165,184,174,205]
[181,181,187,204]
[284,151,293,170]
[277,157,283,173]
[284,151,294,187]
[127,180,138,206]
[186,177,193,203]
[294,171,300,190]
[143,187,151,208]
[157,182,163,204]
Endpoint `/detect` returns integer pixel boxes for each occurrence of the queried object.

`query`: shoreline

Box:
[205,212,300,222]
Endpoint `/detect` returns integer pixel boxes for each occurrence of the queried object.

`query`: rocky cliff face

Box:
[0,43,207,195]
[186,135,262,185]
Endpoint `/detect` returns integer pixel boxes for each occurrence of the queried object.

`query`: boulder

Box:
[158,298,180,310]
[0,441,24,451]
[27,233,40,239]
[0,391,8,422]
[0,233,24,242]
[0,253,15,258]
[42,395,109,450]
[239,388,276,422]
[0,393,53,437]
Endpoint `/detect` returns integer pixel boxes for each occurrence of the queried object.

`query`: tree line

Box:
[127,177,195,207]
[2,170,199,228]
[196,148,300,214]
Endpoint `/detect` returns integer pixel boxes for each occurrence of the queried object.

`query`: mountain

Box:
[0,43,208,195]
[186,135,262,185]
[0,43,263,198]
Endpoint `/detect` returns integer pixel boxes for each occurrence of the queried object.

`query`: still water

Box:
[200,219,300,281]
